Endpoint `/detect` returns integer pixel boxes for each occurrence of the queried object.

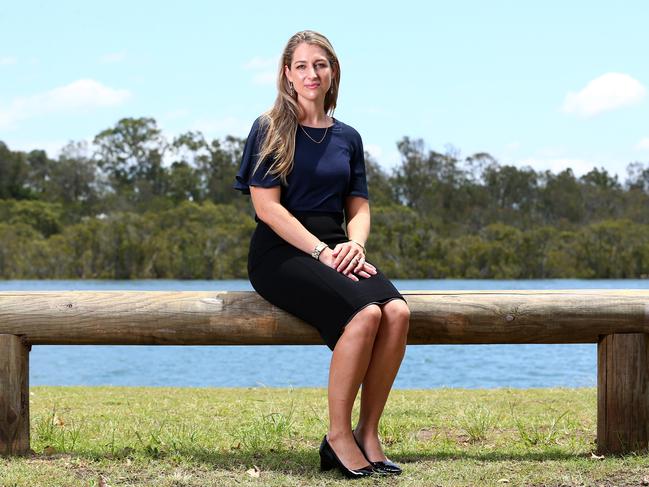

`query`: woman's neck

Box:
[298,100,330,127]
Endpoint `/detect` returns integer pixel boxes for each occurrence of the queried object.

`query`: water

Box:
[3,279,648,389]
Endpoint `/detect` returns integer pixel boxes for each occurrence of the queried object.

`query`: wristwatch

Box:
[311,241,328,260]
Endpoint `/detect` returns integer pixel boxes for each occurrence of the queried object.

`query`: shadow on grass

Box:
[26,446,603,474]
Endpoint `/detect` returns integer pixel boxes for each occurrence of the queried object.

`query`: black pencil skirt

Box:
[247,211,406,351]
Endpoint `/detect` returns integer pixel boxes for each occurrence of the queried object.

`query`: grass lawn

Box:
[1,386,648,486]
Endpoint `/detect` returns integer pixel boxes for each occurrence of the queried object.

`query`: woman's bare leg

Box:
[353,299,410,461]
[326,304,382,469]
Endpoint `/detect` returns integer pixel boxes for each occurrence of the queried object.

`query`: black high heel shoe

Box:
[352,431,403,475]
[319,434,374,479]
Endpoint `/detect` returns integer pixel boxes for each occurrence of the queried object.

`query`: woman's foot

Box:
[319,434,373,478]
[353,426,402,475]
[352,426,387,462]
[325,431,372,470]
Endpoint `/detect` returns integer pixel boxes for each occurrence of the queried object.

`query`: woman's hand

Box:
[323,241,377,281]
[320,247,376,281]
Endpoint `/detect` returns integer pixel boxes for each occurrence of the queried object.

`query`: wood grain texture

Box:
[597,333,649,454]
[0,290,648,345]
[0,334,29,456]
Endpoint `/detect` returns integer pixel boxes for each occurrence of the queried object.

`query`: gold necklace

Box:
[299,123,330,144]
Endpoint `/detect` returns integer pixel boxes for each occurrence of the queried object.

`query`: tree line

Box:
[1,117,648,279]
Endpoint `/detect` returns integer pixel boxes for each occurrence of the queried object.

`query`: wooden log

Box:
[0,290,648,345]
[597,333,649,454]
[0,334,30,456]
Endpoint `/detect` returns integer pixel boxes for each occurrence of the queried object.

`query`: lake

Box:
[3,279,648,389]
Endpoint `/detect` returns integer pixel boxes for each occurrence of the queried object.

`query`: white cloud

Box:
[41,79,130,110]
[562,72,646,117]
[100,52,126,63]
[243,56,276,86]
[636,137,649,151]
[0,56,16,66]
[0,79,131,129]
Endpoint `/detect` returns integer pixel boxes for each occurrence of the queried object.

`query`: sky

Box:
[1,1,648,181]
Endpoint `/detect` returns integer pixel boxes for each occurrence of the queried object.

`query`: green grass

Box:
[1,386,648,486]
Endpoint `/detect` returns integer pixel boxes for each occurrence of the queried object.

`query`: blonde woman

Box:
[234,30,410,479]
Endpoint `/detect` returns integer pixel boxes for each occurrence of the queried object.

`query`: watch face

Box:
[313,242,327,259]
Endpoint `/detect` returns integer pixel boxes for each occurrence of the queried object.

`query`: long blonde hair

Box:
[253,30,340,185]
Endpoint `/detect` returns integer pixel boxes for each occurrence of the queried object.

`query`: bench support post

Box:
[597,333,649,454]
[0,334,30,456]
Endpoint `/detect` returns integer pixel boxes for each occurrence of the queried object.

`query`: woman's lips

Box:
[305,84,320,89]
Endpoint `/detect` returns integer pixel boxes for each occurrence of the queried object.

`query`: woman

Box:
[234,30,410,479]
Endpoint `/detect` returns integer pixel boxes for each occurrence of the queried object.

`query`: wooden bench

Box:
[1,290,648,456]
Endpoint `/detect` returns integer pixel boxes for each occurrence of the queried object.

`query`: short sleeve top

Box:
[233,116,369,216]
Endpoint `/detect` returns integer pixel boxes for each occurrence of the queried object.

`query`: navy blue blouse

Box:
[233,116,369,215]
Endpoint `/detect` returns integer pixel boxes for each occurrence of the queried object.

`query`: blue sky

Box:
[1,1,648,180]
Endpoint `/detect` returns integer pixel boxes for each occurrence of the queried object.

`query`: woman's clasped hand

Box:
[319,240,377,281]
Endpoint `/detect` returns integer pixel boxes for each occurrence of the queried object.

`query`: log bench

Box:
[1,289,648,456]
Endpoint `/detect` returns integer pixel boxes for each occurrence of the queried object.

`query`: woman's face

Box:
[284,42,334,103]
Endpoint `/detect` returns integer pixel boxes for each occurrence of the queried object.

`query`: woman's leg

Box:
[326,304,382,469]
[353,299,410,461]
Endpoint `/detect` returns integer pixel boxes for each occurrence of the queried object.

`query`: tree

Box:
[26,149,51,195]
[393,137,435,210]
[93,117,168,201]
[0,142,32,199]
[365,153,397,206]
[483,163,538,212]
[170,131,210,203]
[579,167,624,222]
[167,161,201,204]
[45,141,99,208]
[625,161,649,193]
[538,168,584,225]
[580,167,621,190]
[204,136,243,205]
[0,199,63,237]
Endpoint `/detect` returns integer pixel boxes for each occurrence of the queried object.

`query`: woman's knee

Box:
[381,300,411,334]
[344,304,382,340]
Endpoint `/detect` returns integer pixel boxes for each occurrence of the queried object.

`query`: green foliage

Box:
[0,199,63,236]
[33,406,83,453]
[512,409,571,447]
[236,408,297,452]
[1,117,649,279]
[0,222,50,278]
[0,141,33,199]
[574,219,649,278]
[455,403,497,443]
